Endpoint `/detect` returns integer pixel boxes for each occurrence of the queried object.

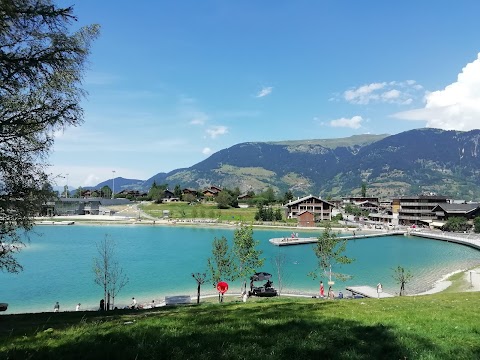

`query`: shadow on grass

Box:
[1,300,480,359]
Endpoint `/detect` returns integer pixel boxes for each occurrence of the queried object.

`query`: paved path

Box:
[409,230,480,250]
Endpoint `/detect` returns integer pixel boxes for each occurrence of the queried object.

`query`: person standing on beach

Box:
[76,303,81,311]
[54,302,60,312]
[320,281,325,298]
[377,283,383,298]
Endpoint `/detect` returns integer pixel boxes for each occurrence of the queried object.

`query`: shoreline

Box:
[6,266,480,315]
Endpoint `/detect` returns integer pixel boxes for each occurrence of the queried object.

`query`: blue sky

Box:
[51,1,480,188]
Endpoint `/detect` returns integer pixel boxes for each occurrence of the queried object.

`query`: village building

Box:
[202,186,222,198]
[182,188,197,196]
[41,198,131,216]
[395,194,449,225]
[284,195,334,222]
[297,210,316,227]
[237,193,252,202]
[342,196,379,205]
[431,203,480,224]
[357,200,380,213]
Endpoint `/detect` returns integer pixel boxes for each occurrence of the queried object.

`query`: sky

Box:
[50,0,480,188]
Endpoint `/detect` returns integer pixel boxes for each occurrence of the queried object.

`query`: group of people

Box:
[319,281,342,300]
[53,301,81,312]
[53,297,150,312]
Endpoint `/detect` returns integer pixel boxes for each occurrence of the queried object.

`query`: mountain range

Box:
[93,128,480,201]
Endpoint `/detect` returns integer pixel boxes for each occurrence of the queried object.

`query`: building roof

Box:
[285,195,334,207]
[399,195,448,200]
[432,203,480,214]
[357,200,379,207]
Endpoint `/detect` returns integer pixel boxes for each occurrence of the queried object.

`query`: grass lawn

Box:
[141,202,277,223]
[1,293,480,359]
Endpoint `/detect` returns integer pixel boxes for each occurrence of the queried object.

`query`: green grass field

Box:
[141,202,279,223]
[1,293,479,359]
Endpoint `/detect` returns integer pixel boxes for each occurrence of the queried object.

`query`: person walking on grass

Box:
[320,281,325,298]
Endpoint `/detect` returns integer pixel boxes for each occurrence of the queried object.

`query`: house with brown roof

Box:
[297,210,315,227]
[237,193,252,201]
[182,188,197,196]
[431,203,480,222]
[203,186,222,197]
[285,195,334,222]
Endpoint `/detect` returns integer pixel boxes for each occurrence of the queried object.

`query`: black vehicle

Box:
[248,272,278,297]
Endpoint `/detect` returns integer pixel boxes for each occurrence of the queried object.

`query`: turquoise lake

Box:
[2,224,480,314]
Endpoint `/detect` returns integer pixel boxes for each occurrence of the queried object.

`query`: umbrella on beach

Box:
[250,272,272,281]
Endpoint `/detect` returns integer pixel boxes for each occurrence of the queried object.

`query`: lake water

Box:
[2,224,480,314]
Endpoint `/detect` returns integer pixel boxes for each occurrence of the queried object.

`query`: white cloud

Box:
[343,80,423,105]
[202,147,212,155]
[206,125,228,139]
[329,115,363,129]
[189,112,209,125]
[382,89,401,100]
[344,82,386,104]
[392,53,480,131]
[256,86,273,98]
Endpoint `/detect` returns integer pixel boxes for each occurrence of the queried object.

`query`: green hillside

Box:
[1,293,479,359]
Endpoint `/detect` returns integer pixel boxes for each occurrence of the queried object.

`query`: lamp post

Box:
[112,170,116,199]
[65,173,69,198]
[327,264,335,297]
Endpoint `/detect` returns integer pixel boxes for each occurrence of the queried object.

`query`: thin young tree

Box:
[108,256,129,309]
[0,0,99,273]
[192,272,206,304]
[271,253,288,296]
[93,235,129,310]
[392,265,413,296]
[207,236,234,302]
[309,223,354,294]
[232,224,265,292]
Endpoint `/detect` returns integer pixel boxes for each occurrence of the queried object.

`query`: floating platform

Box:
[269,231,406,246]
[345,286,394,299]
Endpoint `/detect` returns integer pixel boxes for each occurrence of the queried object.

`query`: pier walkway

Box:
[409,230,480,250]
[345,286,394,299]
[269,231,405,246]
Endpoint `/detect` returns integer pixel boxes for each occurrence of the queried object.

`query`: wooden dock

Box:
[345,286,394,299]
[269,231,406,246]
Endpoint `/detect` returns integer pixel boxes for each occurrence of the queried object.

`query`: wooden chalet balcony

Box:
[399,208,435,214]
[398,215,434,221]
[400,202,440,206]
